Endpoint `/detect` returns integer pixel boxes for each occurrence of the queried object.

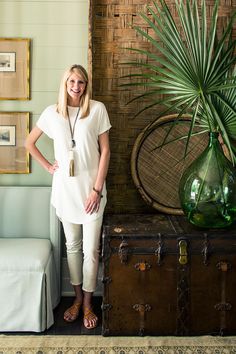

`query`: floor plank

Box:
[0,297,102,336]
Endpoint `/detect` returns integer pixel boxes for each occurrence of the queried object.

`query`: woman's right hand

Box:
[25,126,58,174]
[47,160,59,175]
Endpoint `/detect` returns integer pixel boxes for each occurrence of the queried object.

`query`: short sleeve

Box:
[36,105,55,139]
[97,102,112,135]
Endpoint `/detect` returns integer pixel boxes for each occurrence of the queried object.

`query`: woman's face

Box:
[66,72,86,105]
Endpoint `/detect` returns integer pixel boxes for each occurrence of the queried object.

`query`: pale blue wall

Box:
[0,0,89,186]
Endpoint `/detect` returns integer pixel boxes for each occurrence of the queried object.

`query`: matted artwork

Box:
[0,38,30,99]
[0,52,16,72]
[0,125,16,146]
[0,112,30,173]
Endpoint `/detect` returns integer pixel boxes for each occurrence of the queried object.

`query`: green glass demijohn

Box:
[179,132,236,228]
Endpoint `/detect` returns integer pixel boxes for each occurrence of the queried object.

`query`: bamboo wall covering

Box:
[89,0,236,214]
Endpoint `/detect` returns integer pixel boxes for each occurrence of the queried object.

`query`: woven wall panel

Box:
[89,0,236,214]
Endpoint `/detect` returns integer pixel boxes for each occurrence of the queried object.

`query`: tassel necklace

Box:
[67,106,80,177]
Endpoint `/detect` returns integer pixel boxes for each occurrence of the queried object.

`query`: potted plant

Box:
[123,0,236,228]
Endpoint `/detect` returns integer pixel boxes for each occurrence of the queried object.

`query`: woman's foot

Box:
[83,307,98,329]
[64,301,82,322]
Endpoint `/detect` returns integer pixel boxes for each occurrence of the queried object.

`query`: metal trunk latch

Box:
[178,239,188,265]
[202,233,210,265]
[217,261,232,272]
[133,304,151,336]
[134,261,151,271]
[118,240,129,264]
[155,233,163,266]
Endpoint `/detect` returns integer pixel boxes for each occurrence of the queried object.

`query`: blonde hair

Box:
[56,64,91,119]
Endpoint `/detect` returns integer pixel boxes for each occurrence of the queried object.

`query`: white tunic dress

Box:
[37,99,112,224]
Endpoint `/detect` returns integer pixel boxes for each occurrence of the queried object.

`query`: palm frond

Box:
[121,0,236,161]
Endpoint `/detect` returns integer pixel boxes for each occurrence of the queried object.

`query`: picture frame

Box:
[0,38,30,100]
[0,112,30,173]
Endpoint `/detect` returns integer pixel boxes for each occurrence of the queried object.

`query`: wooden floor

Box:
[45,296,103,335]
[1,297,102,336]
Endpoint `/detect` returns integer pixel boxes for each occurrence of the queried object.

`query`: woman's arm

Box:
[85,130,110,214]
[94,131,111,192]
[25,126,58,174]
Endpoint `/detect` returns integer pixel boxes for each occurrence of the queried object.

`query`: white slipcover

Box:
[0,187,61,332]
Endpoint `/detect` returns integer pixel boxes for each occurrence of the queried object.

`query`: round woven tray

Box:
[131,114,208,215]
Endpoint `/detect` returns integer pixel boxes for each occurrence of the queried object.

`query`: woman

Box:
[25,64,111,329]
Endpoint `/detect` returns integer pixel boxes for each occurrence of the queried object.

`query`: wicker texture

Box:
[131,115,208,214]
[89,0,236,214]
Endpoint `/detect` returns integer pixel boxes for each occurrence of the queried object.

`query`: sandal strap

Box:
[83,307,96,320]
[64,302,82,317]
[83,307,98,329]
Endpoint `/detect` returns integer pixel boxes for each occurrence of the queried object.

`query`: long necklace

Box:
[67,107,80,176]
[67,107,80,148]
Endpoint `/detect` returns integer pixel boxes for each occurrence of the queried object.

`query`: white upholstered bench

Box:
[0,186,61,332]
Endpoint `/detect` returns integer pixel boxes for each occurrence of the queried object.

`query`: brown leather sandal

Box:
[64,302,82,322]
[83,307,98,329]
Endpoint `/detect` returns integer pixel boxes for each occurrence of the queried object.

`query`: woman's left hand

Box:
[85,190,101,214]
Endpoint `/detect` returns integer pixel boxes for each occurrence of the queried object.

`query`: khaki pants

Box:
[62,216,103,292]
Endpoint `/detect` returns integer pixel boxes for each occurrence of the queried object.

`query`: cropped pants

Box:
[61,216,103,293]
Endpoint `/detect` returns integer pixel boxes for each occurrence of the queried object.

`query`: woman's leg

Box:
[82,216,103,328]
[61,220,83,321]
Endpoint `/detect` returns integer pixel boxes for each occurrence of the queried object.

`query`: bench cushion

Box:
[0,238,51,271]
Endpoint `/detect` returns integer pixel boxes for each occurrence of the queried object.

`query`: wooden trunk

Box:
[102,214,236,336]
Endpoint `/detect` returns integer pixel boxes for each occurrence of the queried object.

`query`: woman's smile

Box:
[67,73,86,104]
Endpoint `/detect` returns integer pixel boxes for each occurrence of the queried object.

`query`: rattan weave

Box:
[131,115,208,214]
[89,0,236,214]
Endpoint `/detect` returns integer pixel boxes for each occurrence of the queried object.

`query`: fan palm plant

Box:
[123,0,236,228]
[123,0,236,162]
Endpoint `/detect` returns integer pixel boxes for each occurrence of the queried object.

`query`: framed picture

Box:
[0,112,30,174]
[0,125,16,146]
[0,38,30,100]
[0,52,16,72]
